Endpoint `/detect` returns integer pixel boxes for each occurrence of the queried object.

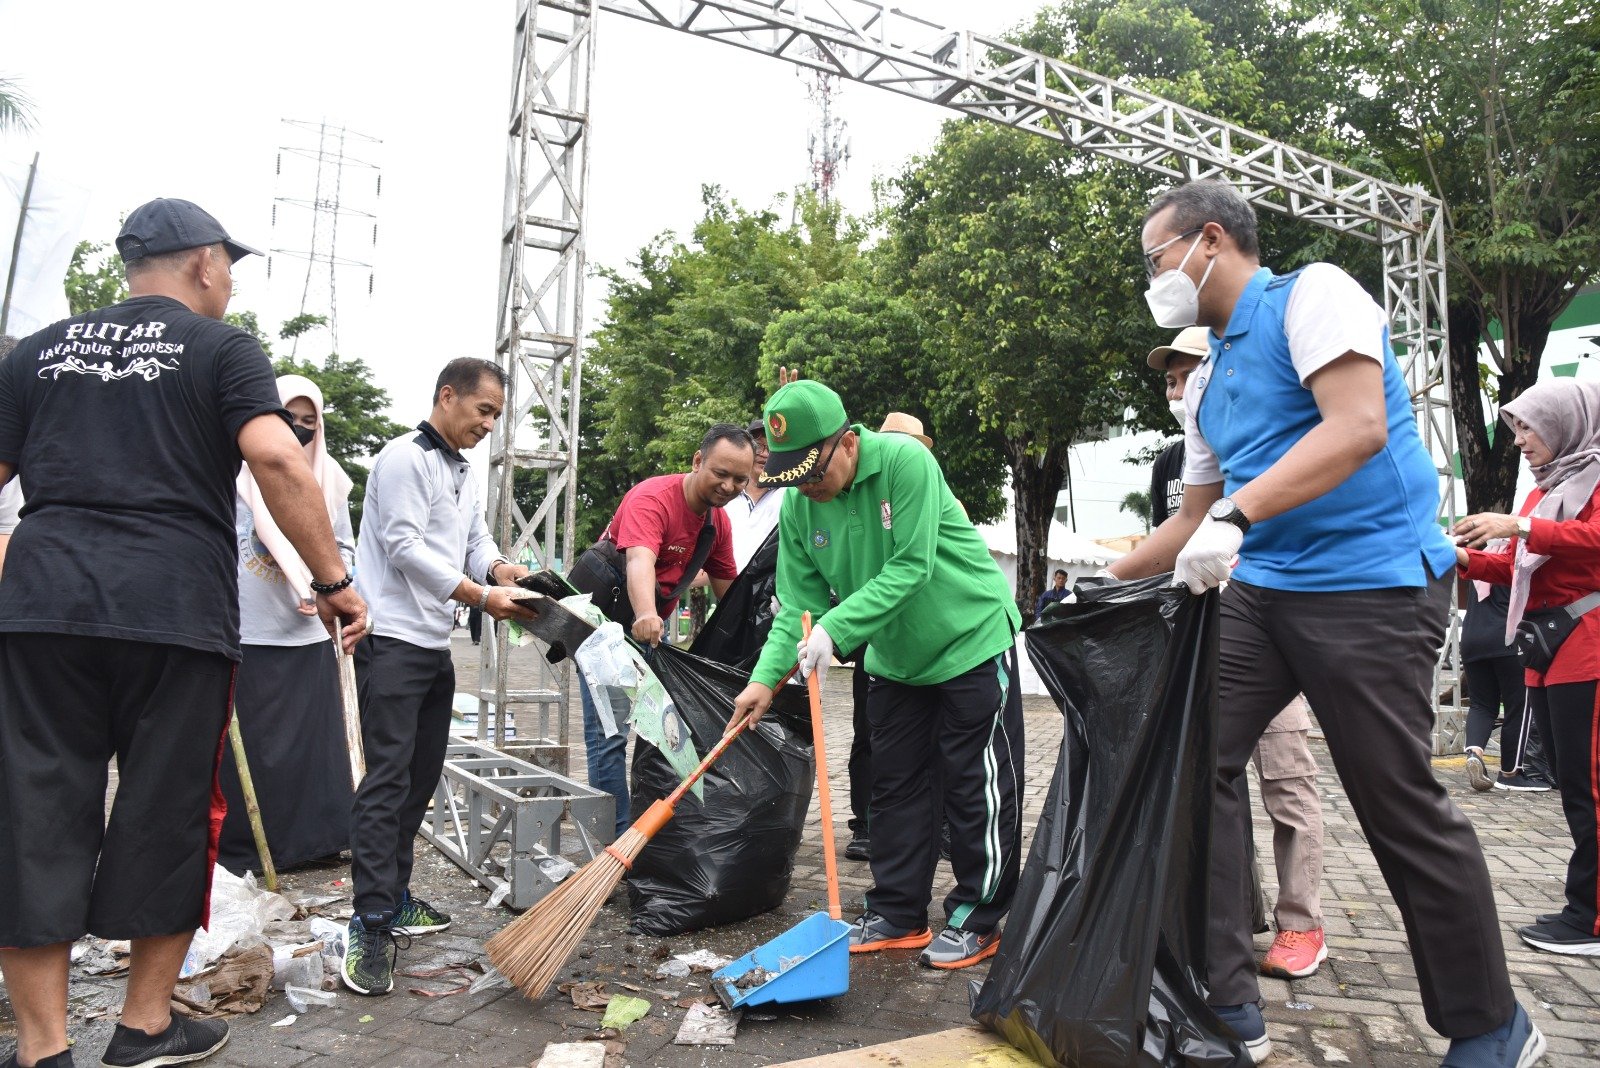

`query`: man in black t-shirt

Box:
[0,199,368,1068]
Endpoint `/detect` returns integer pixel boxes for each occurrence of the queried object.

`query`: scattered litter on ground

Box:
[674,949,729,973]
[649,944,671,961]
[675,995,716,1009]
[557,980,613,1011]
[539,855,579,883]
[270,941,326,990]
[652,959,690,979]
[598,994,651,1031]
[357,1014,374,1024]
[484,881,513,908]
[283,985,335,1013]
[398,959,485,998]
[270,1014,296,1027]
[673,1002,740,1046]
[71,938,130,977]
[181,867,295,978]
[1286,1000,1316,1011]
[469,965,510,994]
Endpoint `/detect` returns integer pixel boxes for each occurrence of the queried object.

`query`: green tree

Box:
[576,187,864,543]
[1337,0,1600,512]
[0,75,34,134]
[64,241,127,315]
[1120,489,1152,533]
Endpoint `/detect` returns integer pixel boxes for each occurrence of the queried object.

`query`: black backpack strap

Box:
[659,512,718,613]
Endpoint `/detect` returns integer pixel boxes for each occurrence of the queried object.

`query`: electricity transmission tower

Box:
[269,119,381,354]
[803,54,851,204]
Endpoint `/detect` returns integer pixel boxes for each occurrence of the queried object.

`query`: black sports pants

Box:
[1209,578,1512,1037]
[1529,681,1600,936]
[848,664,871,834]
[351,635,456,919]
[1465,655,1529,766]
[864,649,1024,934]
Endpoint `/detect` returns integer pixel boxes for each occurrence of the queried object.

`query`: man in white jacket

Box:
[344,357,535,996]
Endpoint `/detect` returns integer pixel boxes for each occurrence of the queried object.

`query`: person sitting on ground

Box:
[1455,377,1600,957]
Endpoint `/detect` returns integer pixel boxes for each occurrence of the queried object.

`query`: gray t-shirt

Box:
[237,497,356,646]
[0,480,21,535]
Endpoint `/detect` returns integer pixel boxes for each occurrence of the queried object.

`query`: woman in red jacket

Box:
[1455,377,1600,956]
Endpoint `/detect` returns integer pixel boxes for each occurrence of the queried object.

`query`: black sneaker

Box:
[1494,772,1552,792]
[1518,917,1600,956]
[844,832,871,861]
[341,913,407,994]
[1465,747,1494,792]
[394,892,452,935]
[100,1015,228,1067]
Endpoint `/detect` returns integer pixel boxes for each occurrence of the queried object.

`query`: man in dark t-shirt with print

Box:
[581,423,750,836]
[0,199,367,1068]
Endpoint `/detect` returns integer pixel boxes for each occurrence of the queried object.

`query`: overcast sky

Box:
[0,0,1044,424]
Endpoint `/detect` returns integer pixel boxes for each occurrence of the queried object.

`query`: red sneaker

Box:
[1259,927,1327,978]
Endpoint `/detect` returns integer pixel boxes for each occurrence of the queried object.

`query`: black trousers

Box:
[1529,681,1600,936]
[351,635,456,919]
[864,649,1024,934]
[1465,655,1529,764]
[848,665,871,833]
[0,634,232,947]
[1210,578,1511,1038]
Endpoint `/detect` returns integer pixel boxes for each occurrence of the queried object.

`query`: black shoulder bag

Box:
[1514,590,1600,672]
[566,514,718,630]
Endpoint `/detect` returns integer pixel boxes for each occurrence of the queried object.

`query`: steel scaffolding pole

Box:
[511,0,1459,745]
[482,0,596,772]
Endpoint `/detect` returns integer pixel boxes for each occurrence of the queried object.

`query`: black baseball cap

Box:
[116,198,262,264]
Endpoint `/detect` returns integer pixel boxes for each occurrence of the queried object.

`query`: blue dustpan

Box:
[712,911,851,1008]
[714,614,851,1009]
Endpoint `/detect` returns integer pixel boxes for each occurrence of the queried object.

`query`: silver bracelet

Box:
[477,584,491,611]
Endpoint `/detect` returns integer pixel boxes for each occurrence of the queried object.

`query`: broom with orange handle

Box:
[486,661,800,999]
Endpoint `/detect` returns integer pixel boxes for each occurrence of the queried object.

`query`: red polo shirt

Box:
[604,473,737,617]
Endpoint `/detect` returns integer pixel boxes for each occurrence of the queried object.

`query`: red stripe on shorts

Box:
[201,666,238,932]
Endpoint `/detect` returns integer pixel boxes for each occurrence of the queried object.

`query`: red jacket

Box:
[1461,482,1600,686]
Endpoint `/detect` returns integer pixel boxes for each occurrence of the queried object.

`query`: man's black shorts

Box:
[0,633,234,948]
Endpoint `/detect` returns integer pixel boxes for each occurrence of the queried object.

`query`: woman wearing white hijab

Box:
[218,374,357,874]
[1456,377,1600,956]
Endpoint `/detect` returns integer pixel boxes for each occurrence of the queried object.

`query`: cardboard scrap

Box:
[172,944,274,1018]
[556,980,612,1011]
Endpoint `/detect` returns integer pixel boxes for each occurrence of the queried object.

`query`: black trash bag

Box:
[972,576,1248,1068]
[626,645,813,935]
[689,527,779,670]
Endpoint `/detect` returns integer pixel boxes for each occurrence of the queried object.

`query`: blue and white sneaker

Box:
[1442,1003,1546,1067]
[1214,1001,1271,1065]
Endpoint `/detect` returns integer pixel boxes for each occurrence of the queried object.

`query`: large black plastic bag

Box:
[972,577,1248,1067]
[689,527,778,671]
[626,645,813,935]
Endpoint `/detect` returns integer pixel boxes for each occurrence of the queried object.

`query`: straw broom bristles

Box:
[484,821,654,999]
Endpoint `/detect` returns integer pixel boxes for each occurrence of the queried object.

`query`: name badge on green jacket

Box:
[812,528,830,549]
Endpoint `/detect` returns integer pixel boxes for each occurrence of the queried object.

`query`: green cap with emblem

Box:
[760,379,848,486]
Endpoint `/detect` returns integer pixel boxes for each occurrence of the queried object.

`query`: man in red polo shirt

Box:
[581,423,752,835]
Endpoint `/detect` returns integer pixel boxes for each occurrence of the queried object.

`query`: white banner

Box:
[1,155,91,339]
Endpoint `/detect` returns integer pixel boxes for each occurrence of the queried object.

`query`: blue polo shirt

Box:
[1181,265,1456,592]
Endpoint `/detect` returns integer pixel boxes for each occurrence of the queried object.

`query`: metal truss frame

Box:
[496,0,1462,749]
[421,740,615,910]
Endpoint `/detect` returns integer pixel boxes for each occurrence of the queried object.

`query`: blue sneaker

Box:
[1214,1001,1271,1065]
[1442,1003,1546,1067]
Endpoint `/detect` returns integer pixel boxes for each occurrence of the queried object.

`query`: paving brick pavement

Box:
[3,631,1596,1067]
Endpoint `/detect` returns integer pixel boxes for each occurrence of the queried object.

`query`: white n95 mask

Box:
[1144,238,1215,329]
[1168,398,1187,426]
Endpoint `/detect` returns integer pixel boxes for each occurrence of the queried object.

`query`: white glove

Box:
[1173,516,1243,594]
[797,621,834,690]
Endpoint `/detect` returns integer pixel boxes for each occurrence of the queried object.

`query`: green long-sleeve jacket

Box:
[750,426,1021,689]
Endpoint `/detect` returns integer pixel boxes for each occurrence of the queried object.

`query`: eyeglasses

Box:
[1142,227,1203,279]
[800,431,845,486]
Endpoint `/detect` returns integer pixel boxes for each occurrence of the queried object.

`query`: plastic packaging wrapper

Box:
[626,645,813,935]
[689,528,778,670]
[181,866,296,977]
[971,577,1248,1067]
[574,620,702,799]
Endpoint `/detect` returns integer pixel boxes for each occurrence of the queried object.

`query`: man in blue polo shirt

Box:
[1109,180,1539,1068]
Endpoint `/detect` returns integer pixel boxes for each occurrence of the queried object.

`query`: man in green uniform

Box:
[733,381,1024,970]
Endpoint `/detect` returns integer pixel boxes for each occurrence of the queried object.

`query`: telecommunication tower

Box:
[269,119,381,354]
[802,56,850,204]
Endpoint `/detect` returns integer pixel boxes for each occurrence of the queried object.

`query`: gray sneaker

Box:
[1465,748,1494,792]
[917,926,1000,970]
[847,910,932,953]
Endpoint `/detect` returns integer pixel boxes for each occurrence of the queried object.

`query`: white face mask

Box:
[1144,237,1215,329]
[1168,397,1187,427]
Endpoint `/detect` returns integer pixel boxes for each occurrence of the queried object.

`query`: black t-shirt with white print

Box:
[0,295,287,660]
[1149,440,1185,528]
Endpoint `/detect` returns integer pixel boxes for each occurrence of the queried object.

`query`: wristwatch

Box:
[1207,497,1252,534]
[1516,516,1532,540]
